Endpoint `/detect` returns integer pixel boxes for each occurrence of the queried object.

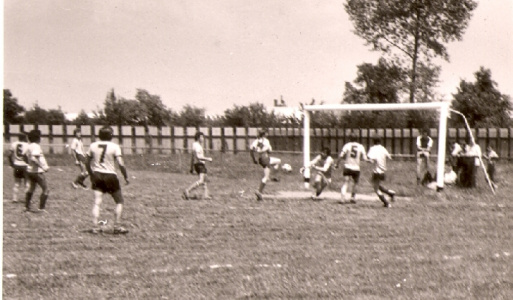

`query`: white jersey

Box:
[250,137,272,159]
[10,141,29,167]
[87,141,123,174]
[70,137,85,156]
[417,135,433,152]
[192,141,206,165]
[367,144,391,174]
[25,143,49,173]
[339,142,367,171]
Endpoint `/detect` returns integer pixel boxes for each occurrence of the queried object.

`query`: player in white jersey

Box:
[24,130,50,212]
[183,132,213,200]
[367,137,395,208]
[306,147,335,200]
[8,133,29,202]
[85,126,129,234]
[250,129,281,200]
[335,133,368,204]
[70,128,89,190]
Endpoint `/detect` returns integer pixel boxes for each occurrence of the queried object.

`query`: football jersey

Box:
[339,142,367,171]
[25,143,49,173]
[417,135,433,151]
[70,137,85,155]
[10,141,29,167]
[367,144,391,174]
[87,141,123,174]
[309,155,334,178]
[192,141,206,164]
[250,137,272,158]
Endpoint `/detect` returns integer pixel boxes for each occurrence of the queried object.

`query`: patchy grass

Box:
[3,153,513,299]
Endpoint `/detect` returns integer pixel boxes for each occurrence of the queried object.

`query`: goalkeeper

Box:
[416,128,433,185]
[302,147,334,200]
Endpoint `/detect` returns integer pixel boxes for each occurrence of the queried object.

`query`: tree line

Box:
[4,0,511,129]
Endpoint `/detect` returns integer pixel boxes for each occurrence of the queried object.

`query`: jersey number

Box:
[16,144,24,157]
[350,146,358,158]
[98,144,108,163]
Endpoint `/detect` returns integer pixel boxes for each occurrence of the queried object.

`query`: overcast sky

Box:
[3,0,513,116]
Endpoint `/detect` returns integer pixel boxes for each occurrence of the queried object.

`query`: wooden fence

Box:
[3,124,513,160]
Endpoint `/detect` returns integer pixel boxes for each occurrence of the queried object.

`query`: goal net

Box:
[302,102,450,191]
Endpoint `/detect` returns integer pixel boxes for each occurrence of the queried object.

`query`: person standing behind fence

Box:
[182,132,213,200]
[367,137,396,208]
[8,132,29,203]
[24,130,50,213]
[466,137,482,188]
[335,133,368,204]
[70,128,89,190]
[250,129,281,201]
[85,126,129,234]
[416,128,433,185]
[483,145,499,189]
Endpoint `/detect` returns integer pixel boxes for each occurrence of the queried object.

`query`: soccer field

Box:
[3,153,513,299]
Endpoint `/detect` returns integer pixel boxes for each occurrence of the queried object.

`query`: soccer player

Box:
[182,132,213,200]
[306,147,335,200]
[335,133,368,204]
[367,137,395,208]
[483,145,499,189]
[24,130,50,212]
[465,137,482,188]
[85,126,129,234]
[8,132,29,203]
[250,129,281,200]
[416,128,433,185]
[70,127,89,189]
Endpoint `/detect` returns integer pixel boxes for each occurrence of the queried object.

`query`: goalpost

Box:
[303,102,450,191]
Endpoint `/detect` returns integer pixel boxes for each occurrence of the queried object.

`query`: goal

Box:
[302,102,450,191]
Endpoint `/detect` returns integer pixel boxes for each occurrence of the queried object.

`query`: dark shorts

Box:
[27,172,49,191]
[372,172,386,182]
[13,165,27,179]
[343,168,360,183]
[194,163,207,174]
[258,156,271,168]
[91,172,121,196]
[76,153,87,164]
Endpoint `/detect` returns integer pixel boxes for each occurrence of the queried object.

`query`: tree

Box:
[102,89,143,126]
[71,110,92,126]
[135,89,173,127]
[175,104,207,127]
[223,102,284,128]
[451,67,512,128]
[345,0,477,103]
[24,104,66,125]
[3,89,25,124]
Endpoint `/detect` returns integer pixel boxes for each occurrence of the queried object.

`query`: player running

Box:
[8,132,29,203]
[335,133,368,204]
[305,147,334,200]
[183,131,213,200]
[367,137,395,208]
[70,127,89,190]
[85,126,129,234]
[250,129,281,201]
[24,130,50,212]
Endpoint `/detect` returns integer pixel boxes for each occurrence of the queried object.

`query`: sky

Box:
[3,0,513,117]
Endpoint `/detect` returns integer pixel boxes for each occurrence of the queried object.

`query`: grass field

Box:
[3,152,513,299]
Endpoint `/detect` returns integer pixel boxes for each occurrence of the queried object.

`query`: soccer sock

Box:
[379,186,392,196]
[378,194,388,204]
[316,186,322,196]
[341,184,348,199]
[13,183,19,202]
[92,204,100,225]
[114,204,123,225]
[258,182,266,193]
[204,184,209,198]
[25,192,33,210]
[39,193,48,209]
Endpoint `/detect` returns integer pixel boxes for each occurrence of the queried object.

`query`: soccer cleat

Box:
[36,209,48,214]
[113,227,129,234]
[388,190,396,202]
[71,182,79,189]
[255,191,263,201]
[80,184,89,190]
[384,202,391,208]
[203,196,213,200]
[182,191,190,200]
[349,198,357,204]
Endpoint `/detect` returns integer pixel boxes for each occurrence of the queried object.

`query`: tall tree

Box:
[135,89,173,127]
[176,104,207,127]
[102,89,143,126]
[3,89,25,124]
[451,67,512,128]
[345,0,477,103]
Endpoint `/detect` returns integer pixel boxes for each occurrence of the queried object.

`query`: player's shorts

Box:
[26,172,48,190]
[372,172,386,182]
[13,165,27,179]
[343,168,361,183]
[194,163,207,174]
[91,172,121,197]
[315,172,331,185]
[75,153,87,164]
[258,156,280,168]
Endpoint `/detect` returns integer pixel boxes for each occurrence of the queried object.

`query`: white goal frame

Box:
[303,102,450,191]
